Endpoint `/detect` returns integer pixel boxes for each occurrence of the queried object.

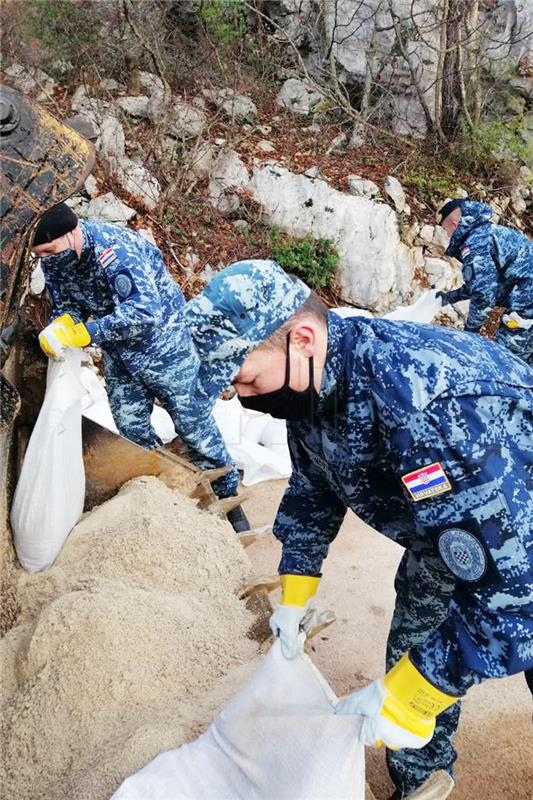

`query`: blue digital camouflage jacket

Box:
[41,219,186,367]
[273,311,533,696]
[40,220,235,476]
[440,200,533,331]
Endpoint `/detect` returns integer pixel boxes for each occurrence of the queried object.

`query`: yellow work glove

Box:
[269,574,321,659]
[39,313,91,359]
[335,653,458,749]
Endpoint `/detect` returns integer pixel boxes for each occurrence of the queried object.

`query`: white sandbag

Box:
[258,415,292,462]
[333,307,374,319]
[111,639,365,800]
[80,367,177,445]
[382,289,442,323]
[334,290,442,325]
[11,351,85,572]
[80,373,290,483]
[213,396,291,485]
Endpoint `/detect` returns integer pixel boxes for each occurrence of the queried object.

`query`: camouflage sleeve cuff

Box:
[85,320,105,344]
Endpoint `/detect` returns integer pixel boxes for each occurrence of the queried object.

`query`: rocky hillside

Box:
[2,0,532,322]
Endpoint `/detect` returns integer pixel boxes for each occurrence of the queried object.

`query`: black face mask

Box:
[47,247,78,267]
[238,334,319,422]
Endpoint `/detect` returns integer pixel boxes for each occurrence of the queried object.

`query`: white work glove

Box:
[335,654,457,750]
[269,604,307,659]
[502,312,533,331]
[39,313,91,359]
[39,319,67,359]
[270,574,321,659]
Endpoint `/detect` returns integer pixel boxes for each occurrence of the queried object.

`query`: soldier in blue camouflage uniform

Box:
[437,198,533,365]
[185,259,533,798]
[32,204,245,523]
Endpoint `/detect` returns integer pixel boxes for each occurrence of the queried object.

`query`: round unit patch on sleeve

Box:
[438,528,487,582]
[114,272,133,298]
[462,263,474,282]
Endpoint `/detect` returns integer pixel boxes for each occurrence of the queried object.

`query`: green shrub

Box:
[270,229,339,289]
[194,0,247,44]
[456,118,533,174]
[402,168,456,198]
[27,0,100,70]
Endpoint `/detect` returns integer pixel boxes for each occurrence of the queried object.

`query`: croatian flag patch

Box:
[98,247,117,269]
[461,245,470,257]
[401,462,452,501]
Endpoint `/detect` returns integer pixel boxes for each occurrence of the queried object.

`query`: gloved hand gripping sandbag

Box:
[39,313,91,359]
[335,653,458,750]
[270,574,321,659]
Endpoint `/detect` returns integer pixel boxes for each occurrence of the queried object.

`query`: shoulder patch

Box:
[463,263,474,282]
[461,245,470,257]
[98,247,117,269]
[401,461,452,501]
[438,528,487,582]
[113,271,134,298]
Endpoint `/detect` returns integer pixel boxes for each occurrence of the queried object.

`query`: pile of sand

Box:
[0,477,259,800]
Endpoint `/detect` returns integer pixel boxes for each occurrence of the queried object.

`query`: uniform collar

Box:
[79,219,93,259]
[445,200,493,258]
[318,311,350,410]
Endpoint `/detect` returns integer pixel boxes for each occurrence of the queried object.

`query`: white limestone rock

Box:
[423,257,454,290]
[276,78,322,115]
[138,71,165,95]
[384,175,410,215]
[83,175,99,199]
[201,88,257,123]
[98,116,126,160]
[100,78,121,92]
[510,185,527,214]
[113,158,161,211]
[188,141,219,178]
[117,96,151,119]
[403,221,421,246]
[5,63,55,101]
[208,149,250,217]
[30,263,46,296]
[168,101,208,139]
[137,228,157,246]
[87,192,136,223]
[71,86,109,120]
[249,161,416,311]
[419,224,434,244]
[147,88,171,122]
[65,194,89,218]
[257,140,276,153]
[347,176,380,198]
[427,225,450,256]
[349,123,366,148]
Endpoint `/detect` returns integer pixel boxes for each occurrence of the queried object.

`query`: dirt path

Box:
[242,480,533,800]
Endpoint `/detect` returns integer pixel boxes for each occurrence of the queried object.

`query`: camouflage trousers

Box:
[386,538,460,797]
[495,323,532,366]
[103,349,239,499]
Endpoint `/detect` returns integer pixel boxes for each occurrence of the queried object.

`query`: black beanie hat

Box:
[437,199,464,225]
[33,203,78,246]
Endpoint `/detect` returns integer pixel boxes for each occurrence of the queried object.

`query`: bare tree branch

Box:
[122,0,170,93]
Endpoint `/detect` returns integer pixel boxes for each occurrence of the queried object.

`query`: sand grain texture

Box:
[1,476,257,800]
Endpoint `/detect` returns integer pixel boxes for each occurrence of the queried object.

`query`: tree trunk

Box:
[441,0,467,139]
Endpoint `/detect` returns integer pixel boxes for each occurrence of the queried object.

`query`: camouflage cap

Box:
[185,259,311,395]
